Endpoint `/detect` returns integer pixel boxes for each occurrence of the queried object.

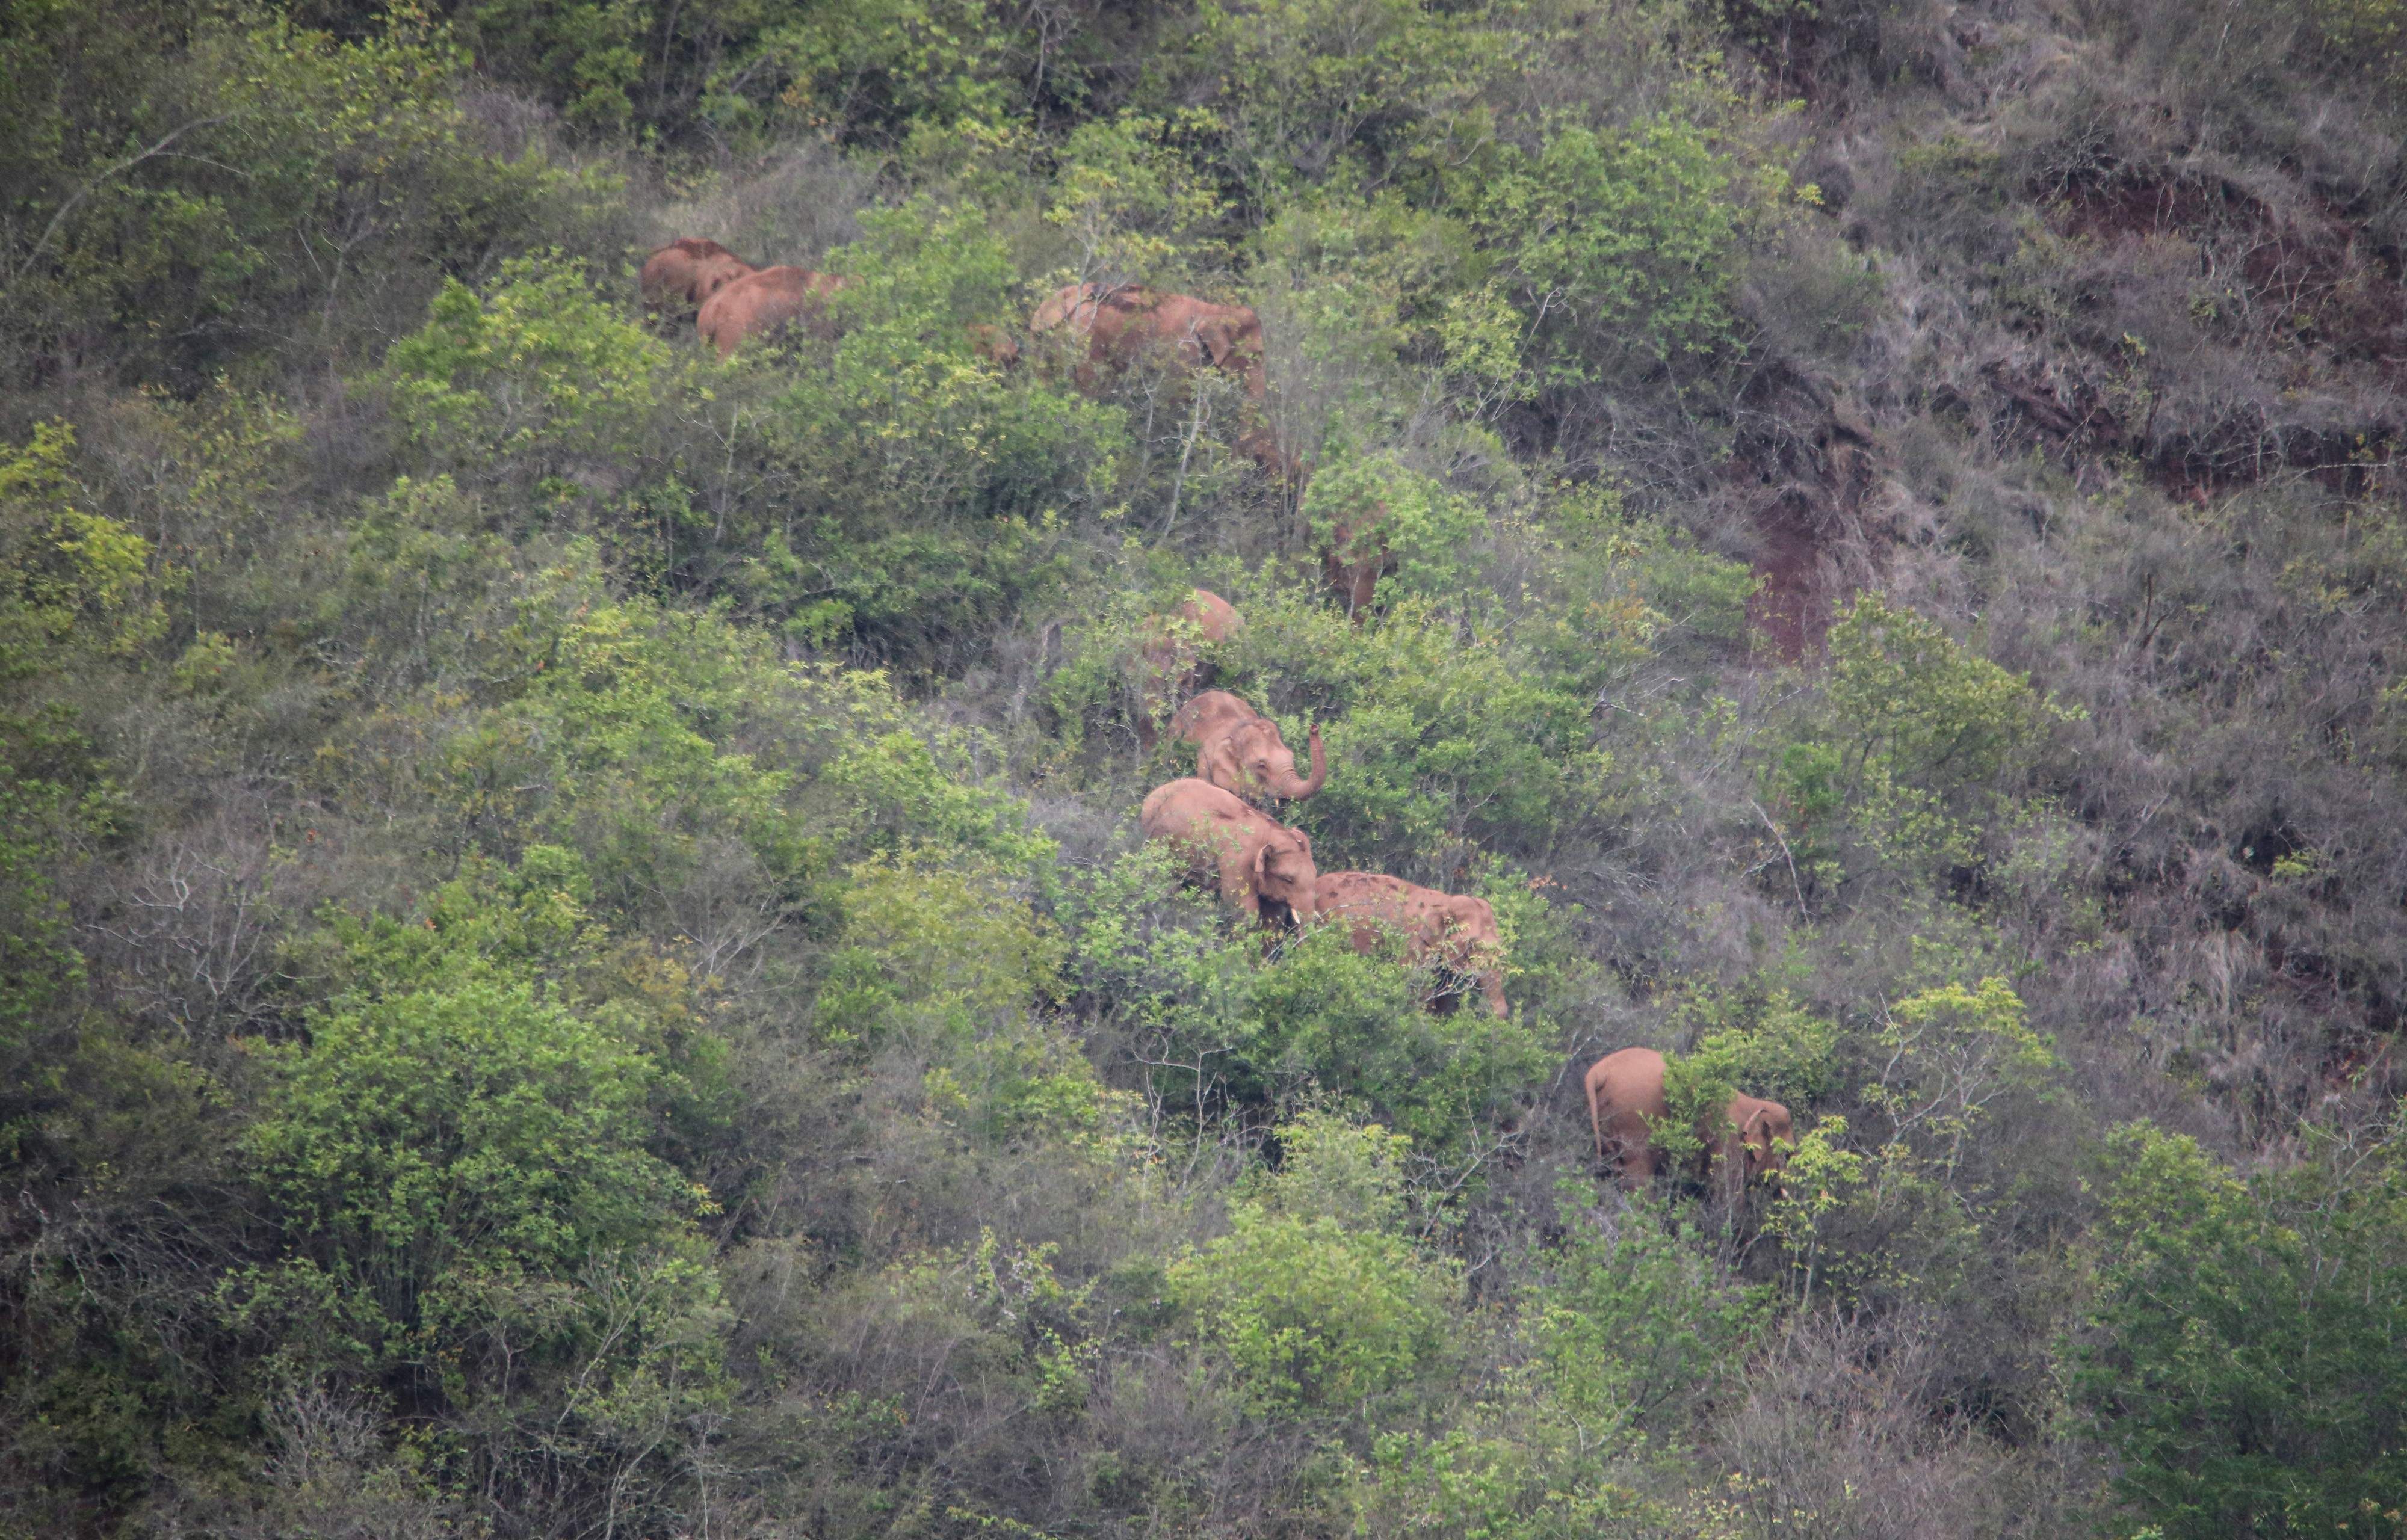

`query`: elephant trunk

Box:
[1480,970,1508,1018]
[1267,725,1327,800]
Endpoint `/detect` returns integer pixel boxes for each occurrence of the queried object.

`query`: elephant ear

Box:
[1251,840,1270,893]
[1194,316,1238,368]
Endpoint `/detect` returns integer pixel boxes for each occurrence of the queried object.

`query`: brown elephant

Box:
[1139,778,1319,926]
[1136,590,1244,746]
[1583,1047,1794,1192]
[1169,690,1326,805]
[1311,872,1507,1017]
[697,265,848,357]
[1321,503,1394,619]
[1031,283,1293,484]
[1031,283,1268,398]
[966,322,1022,368]
[641,238,755,315]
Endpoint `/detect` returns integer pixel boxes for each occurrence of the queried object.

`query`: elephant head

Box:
[1139,777,1316,927]
[1252,825,1317,923]
[1723,1096,1794,1185]
[1438,895,1508,1018]
[641,238,756,315]
[1205,717,1326,803]
[1190,308,1268,399]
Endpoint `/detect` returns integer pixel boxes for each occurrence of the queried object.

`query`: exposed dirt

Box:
[1727,362,1892,660]
[2027,171,2407,494]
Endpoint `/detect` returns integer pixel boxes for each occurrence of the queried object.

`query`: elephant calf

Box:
[1584,1046,1793,1192]
[1139,778,1318,926]
[1169,689,1325,806]
[1312,871,1506,1017]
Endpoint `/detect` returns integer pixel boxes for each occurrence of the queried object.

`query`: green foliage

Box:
[1352,1190,1764,1539]
[1178,0,1512,202]
[0,424,164,709]
[817,850,1065,1051]
[1475,117,1744,380]
[0,8,598,382]
[1758,1117,1873,1309]
[1524,1191,1770,1428]
[385,253,670,502]
[740,202,1125,667]
[1066,849,1550,1153]
[2076,1121,2407,1539]
[1173,1113,1457,1413]
[1217,588,1629,868]
[1676,982,1843,1112]
[1048,110,1231,283]
[1303,452,1484,603]
[1769,593,2069,889]
[1246,923,1553,1151]
[1865,977,2057,1175]
[242,979,725,1390]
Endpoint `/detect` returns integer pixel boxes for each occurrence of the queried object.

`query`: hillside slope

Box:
[4,1,2406,1536]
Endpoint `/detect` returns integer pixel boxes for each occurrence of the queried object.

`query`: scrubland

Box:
[5,0,2407,1535]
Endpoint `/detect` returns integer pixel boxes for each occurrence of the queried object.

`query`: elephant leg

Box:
[1346,559,1380,617]
[1213,841,1259,921]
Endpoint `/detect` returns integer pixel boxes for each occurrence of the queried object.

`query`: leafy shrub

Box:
[1302,451,1484,604]
[1178,0,1512,202]
[1217,588,1628,869]
[2075,1121,2407,1539]
[242,979,725,1392]
[741,203,1126,667]
[0,10,598,383]
[817,851,1065,1052]
[1475,117,1746,381]
[1172,1113,1457,1414]
[1768,594,2069,891]
[385,253,671,504]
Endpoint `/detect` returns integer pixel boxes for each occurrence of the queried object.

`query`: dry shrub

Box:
[1714,1311,2093,1540]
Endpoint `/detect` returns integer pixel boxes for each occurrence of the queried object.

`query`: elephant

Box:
[1136,590,1244,746]
[966,322,1022,368]
[1139,778,1319,926]
[641,238,756,315]
[697,265,848,357]
[1583,1047,1794,1192]
[1030,283,1293,484]
[1311,872,1507,1017]
[1321,502,1394,620]
[1169,690,1326,805]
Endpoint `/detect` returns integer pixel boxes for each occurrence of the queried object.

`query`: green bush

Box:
[0,10,599,383]
[1474,117,1746,381]
[1767,593,2069,891]
[385,253,672,505]
[242,978,725,1393]
[2075,1121,2407,1539]
[1172,1113,1457,1414]
[741,202,1126,667]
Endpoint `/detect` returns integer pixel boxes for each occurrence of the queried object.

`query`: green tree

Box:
[2075,1121,2407,1539]
[1172,1113,1457,1414]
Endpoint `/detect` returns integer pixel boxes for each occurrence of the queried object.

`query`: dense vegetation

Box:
[6,0,2407,1535]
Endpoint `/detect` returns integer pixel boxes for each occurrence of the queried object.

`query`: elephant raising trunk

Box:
[1172,690,1327,805]
[1276,723,1326,799]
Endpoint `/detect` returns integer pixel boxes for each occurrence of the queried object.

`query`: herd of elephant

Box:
[1126,589,1797,1195]
[644,237,1794,1194]
[640,237,1391,615]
